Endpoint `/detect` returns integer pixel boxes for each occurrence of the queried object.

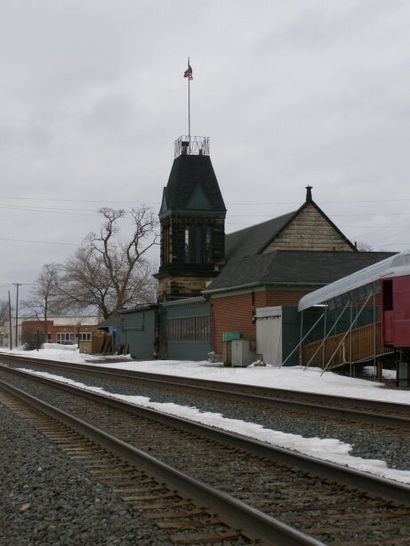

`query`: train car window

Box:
[383,279,393,310]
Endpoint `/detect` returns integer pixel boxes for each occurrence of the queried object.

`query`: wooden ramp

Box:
[302,322,393,370]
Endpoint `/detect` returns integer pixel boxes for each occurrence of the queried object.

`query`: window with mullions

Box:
[56,333,76,343]
[167,316,210,342]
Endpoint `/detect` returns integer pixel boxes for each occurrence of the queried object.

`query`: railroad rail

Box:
[1,352,409,429]
[0,376,322,546]
[1,365,410,545]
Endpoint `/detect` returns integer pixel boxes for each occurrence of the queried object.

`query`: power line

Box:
[227,212,410,218]
[0,196,139,205]
[0,237,77,246]
[229,198,410,205]
[1,201,410,220]
[0,204,99,216]
[1,195,410,206]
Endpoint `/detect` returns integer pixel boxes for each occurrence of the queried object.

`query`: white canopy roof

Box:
[298,250,410,311]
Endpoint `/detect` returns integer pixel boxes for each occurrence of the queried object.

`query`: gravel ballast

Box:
[14,366,410,471]
[0,402,171,546]
[2,373,409,545]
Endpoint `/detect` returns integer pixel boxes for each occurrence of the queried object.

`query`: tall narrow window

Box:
[185,226,198,263]
[184,227,190,262]
[195,225,203,263]
[383,279,393,311]
[204,226,212,263]
[163,225,170,264]
[184,224,212,263]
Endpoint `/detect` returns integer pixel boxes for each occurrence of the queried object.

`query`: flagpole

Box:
[187,57,191,152]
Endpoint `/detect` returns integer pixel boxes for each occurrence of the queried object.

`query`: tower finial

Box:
[305,185,313,202]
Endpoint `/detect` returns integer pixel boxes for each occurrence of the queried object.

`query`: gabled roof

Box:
[203,250,394,294]
[225,211,296,262]
[159,154,226,217]
[225,192,356,263]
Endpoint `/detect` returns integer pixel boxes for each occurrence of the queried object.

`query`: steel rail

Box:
[0,378,324,546]
[2,365,410,506]
[1,353,409,428]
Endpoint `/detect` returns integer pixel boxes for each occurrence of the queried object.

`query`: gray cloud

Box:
[1,0,410,301]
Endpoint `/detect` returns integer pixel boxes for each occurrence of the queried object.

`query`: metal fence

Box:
[174,135,210,157]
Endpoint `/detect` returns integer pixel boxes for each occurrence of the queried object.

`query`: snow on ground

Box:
[15,368,410,484]
[363,365,396,380]
[0,344,132,364]
[1,345,410,405]
[1,344,88,363]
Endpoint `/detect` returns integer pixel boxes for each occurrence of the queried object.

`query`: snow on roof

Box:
[298,250,410,311]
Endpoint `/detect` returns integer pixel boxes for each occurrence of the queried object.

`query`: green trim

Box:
[205,281,324,298]
[167,340,209,345]
[160,209,226,220]
[159,189,168,216]
[206,284,259,298]
[186,183,213,210]
[120,304,157,315]
[161,296,206,307]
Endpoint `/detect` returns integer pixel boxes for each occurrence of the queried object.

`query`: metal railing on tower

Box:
[174,136,210,158]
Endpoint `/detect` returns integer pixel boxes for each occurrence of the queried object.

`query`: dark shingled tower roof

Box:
[160,153,226,216]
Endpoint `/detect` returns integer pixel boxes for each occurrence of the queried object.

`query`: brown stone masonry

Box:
[264,203,353,253]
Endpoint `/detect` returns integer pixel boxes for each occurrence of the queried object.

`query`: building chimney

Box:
[305,185,313,203]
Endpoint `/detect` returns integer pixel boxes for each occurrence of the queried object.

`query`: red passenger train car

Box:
[299,252,410,386]
[382,275,410,349]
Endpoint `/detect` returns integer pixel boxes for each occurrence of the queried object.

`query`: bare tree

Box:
[23,263,60,338]
[59,206,158,319]
[0,300,10,325]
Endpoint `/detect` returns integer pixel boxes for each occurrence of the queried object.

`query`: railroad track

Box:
[0,375,321,546]
[1,365,409,545]
[1,353,409,430]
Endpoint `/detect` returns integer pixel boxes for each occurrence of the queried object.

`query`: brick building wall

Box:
[211,288,310,355]
[21,319,98,345]
[265,291,310,307]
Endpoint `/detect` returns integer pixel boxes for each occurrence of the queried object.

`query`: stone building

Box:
[122,137,392,363]
[204,186,373,357]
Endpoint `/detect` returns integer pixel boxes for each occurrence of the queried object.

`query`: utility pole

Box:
[13,283,22,348]
[8,289,13,350]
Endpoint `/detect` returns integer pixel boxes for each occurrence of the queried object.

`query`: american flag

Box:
[184,62,193,80]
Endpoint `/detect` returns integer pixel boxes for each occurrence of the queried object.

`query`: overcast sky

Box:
[1,0,410,302]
